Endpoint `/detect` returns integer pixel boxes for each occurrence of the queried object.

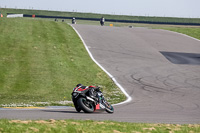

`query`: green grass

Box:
[114,22,200,41]
[0,18,126,107]
[131,23,200,40]
[1,8,200,24]
[0,119,200,133]
[161,27,200,40]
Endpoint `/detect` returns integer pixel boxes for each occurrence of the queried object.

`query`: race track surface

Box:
[1,25,200,124]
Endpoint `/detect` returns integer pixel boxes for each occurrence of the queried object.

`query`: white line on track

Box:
[70,24,132,106]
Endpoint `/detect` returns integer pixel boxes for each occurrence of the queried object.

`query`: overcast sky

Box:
[1,0,200,18]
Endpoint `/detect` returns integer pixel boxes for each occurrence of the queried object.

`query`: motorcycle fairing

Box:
[94,103,106,112]
[95,103,105,110]
[95,104,100,110]
[73,86,89,92]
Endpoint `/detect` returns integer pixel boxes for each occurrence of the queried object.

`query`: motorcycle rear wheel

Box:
[77,97,94,113]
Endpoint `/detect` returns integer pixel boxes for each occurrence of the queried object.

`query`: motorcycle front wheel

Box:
[77,97,94,113]
[73,99,81,112]
[75,105,81,112]
[105,102,114,113]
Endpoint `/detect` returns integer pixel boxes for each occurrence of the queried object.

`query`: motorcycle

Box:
[72,17,76,24]
[71,85,114,113]
[100,20,104,26]
[100,17,105,26]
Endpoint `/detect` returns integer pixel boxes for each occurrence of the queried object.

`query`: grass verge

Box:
[0,18,126,107]
[0,119,200,133]
[97,21,200,41]
[160,27,200,40]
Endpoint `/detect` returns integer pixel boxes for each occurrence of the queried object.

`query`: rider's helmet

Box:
[76,84,82,87]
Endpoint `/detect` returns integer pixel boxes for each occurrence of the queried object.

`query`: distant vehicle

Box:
[100,17,105,26]
[72,17,76,24]
[71,84,114,113]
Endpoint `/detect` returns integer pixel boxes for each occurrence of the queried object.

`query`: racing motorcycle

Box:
[71,85,114,113]
[100,17,105,26]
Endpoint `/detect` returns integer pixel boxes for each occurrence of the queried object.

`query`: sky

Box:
[1,0,200,18]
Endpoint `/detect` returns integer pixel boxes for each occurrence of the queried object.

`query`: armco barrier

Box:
[8,13,200,26]
[7,14,23,18]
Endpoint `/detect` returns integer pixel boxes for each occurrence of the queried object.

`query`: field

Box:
[0,119,200,133]
[0,18,126,107]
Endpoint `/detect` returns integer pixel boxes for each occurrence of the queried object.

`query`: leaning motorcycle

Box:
[71,86,114,113]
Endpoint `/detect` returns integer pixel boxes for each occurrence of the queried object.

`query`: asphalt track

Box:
[1,25,200,124]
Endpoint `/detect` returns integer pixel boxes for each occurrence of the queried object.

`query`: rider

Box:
[72,17,76,24]
[100,17,105,26]
[75,84,100,98]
